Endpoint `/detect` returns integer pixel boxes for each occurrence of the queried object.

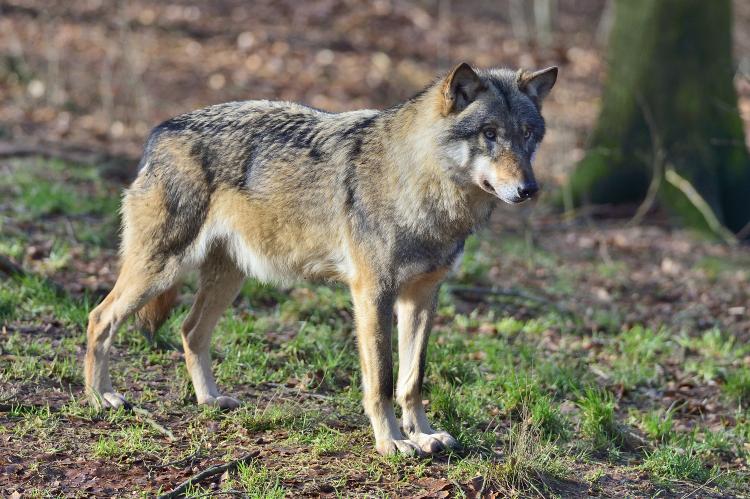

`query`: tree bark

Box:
[568,0,750,237]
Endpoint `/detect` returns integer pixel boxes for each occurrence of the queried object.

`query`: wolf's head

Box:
[433,63,557,204]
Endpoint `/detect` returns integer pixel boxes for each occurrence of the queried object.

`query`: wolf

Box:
[84,62,557,456]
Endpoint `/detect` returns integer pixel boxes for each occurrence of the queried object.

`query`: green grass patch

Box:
[576,388,623,451]
[606,326,669,389]
[288,425,347,456]
[449,414,571,496]
[639,407,676,443]
[92,424,162,461]
[224,403,302,432]
[0,159,120,221]
[234,460,286,498]
[723,367,750,405]
[642,445,714,483]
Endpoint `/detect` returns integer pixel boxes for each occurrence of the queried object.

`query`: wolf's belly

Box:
[184,190,351,285]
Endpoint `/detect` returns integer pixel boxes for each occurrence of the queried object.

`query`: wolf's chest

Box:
[391,236,466,282]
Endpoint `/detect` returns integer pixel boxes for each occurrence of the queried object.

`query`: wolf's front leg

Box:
[396,271,458,454]
[350,279,422,456]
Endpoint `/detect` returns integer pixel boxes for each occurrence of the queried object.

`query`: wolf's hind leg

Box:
[181,248,245,409]
[396,270,458,454]
[86,261,180,409]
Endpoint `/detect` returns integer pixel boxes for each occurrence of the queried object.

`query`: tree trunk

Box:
[568,0,750,237]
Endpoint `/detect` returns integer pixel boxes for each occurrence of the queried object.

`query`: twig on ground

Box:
[579,203,615,268]
[147,447,203,471]
[680,470,731,499]
[131,405,177,442]
[157,450,261,499]
[664,167,737,245]
[3,325,46,334]
[63,218,79,245]
[447,285,577,321]
[448,284,549,304]
[180,491,246,499]
[597,235,613,266]
[0,390,19,403]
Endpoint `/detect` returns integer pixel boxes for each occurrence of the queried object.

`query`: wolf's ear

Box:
[518,66,558,107]
[442,63,485,115]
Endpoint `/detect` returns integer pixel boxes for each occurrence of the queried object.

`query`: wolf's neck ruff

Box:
[347,96,495,245]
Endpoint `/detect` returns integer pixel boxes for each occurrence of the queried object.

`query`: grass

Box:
[607,326,668,389]
[492,414,572,494]
[448,413,572,496]
[576,388,623,452]
[530,394,570,441]
[639,407,676,443]
[288,425,347,456]
[724,367,750,405]
[1,158,748,496]
[234,460,286,498]
[92,424,162,461]
[642,445,714,483]
[224,402,303,433]
[0,158,119,222]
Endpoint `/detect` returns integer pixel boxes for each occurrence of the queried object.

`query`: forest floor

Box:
[1,1,750,497]
[1,158,749,497]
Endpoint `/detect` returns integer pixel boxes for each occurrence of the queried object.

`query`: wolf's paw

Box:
[90,391,130,410]
[376,438,424,457]
[407,431,459,454]
[200,395,241,410]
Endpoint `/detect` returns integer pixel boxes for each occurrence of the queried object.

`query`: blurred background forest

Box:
[2,1,750,497]
[0,0,744,182]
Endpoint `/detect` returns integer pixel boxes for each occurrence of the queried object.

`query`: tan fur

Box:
[396,268,457,453]
[495,151,525,183]
[180,247,244,409]
[207,189,349,282]
[85,259,176,408]
[135,286,179,336]
[85,151,196,408]
[346,247,424,455]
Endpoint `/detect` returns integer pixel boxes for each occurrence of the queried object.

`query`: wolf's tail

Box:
[135,284,180,339]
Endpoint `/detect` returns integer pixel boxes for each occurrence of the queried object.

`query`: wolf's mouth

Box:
[481,180,522,204]
[504,196,528,205]
[478,178,530,204]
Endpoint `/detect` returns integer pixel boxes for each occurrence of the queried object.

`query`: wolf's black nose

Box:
[517,182,539,199]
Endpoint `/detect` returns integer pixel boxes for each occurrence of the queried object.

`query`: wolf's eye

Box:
[523,128,532,140]
[483,128,497,141]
